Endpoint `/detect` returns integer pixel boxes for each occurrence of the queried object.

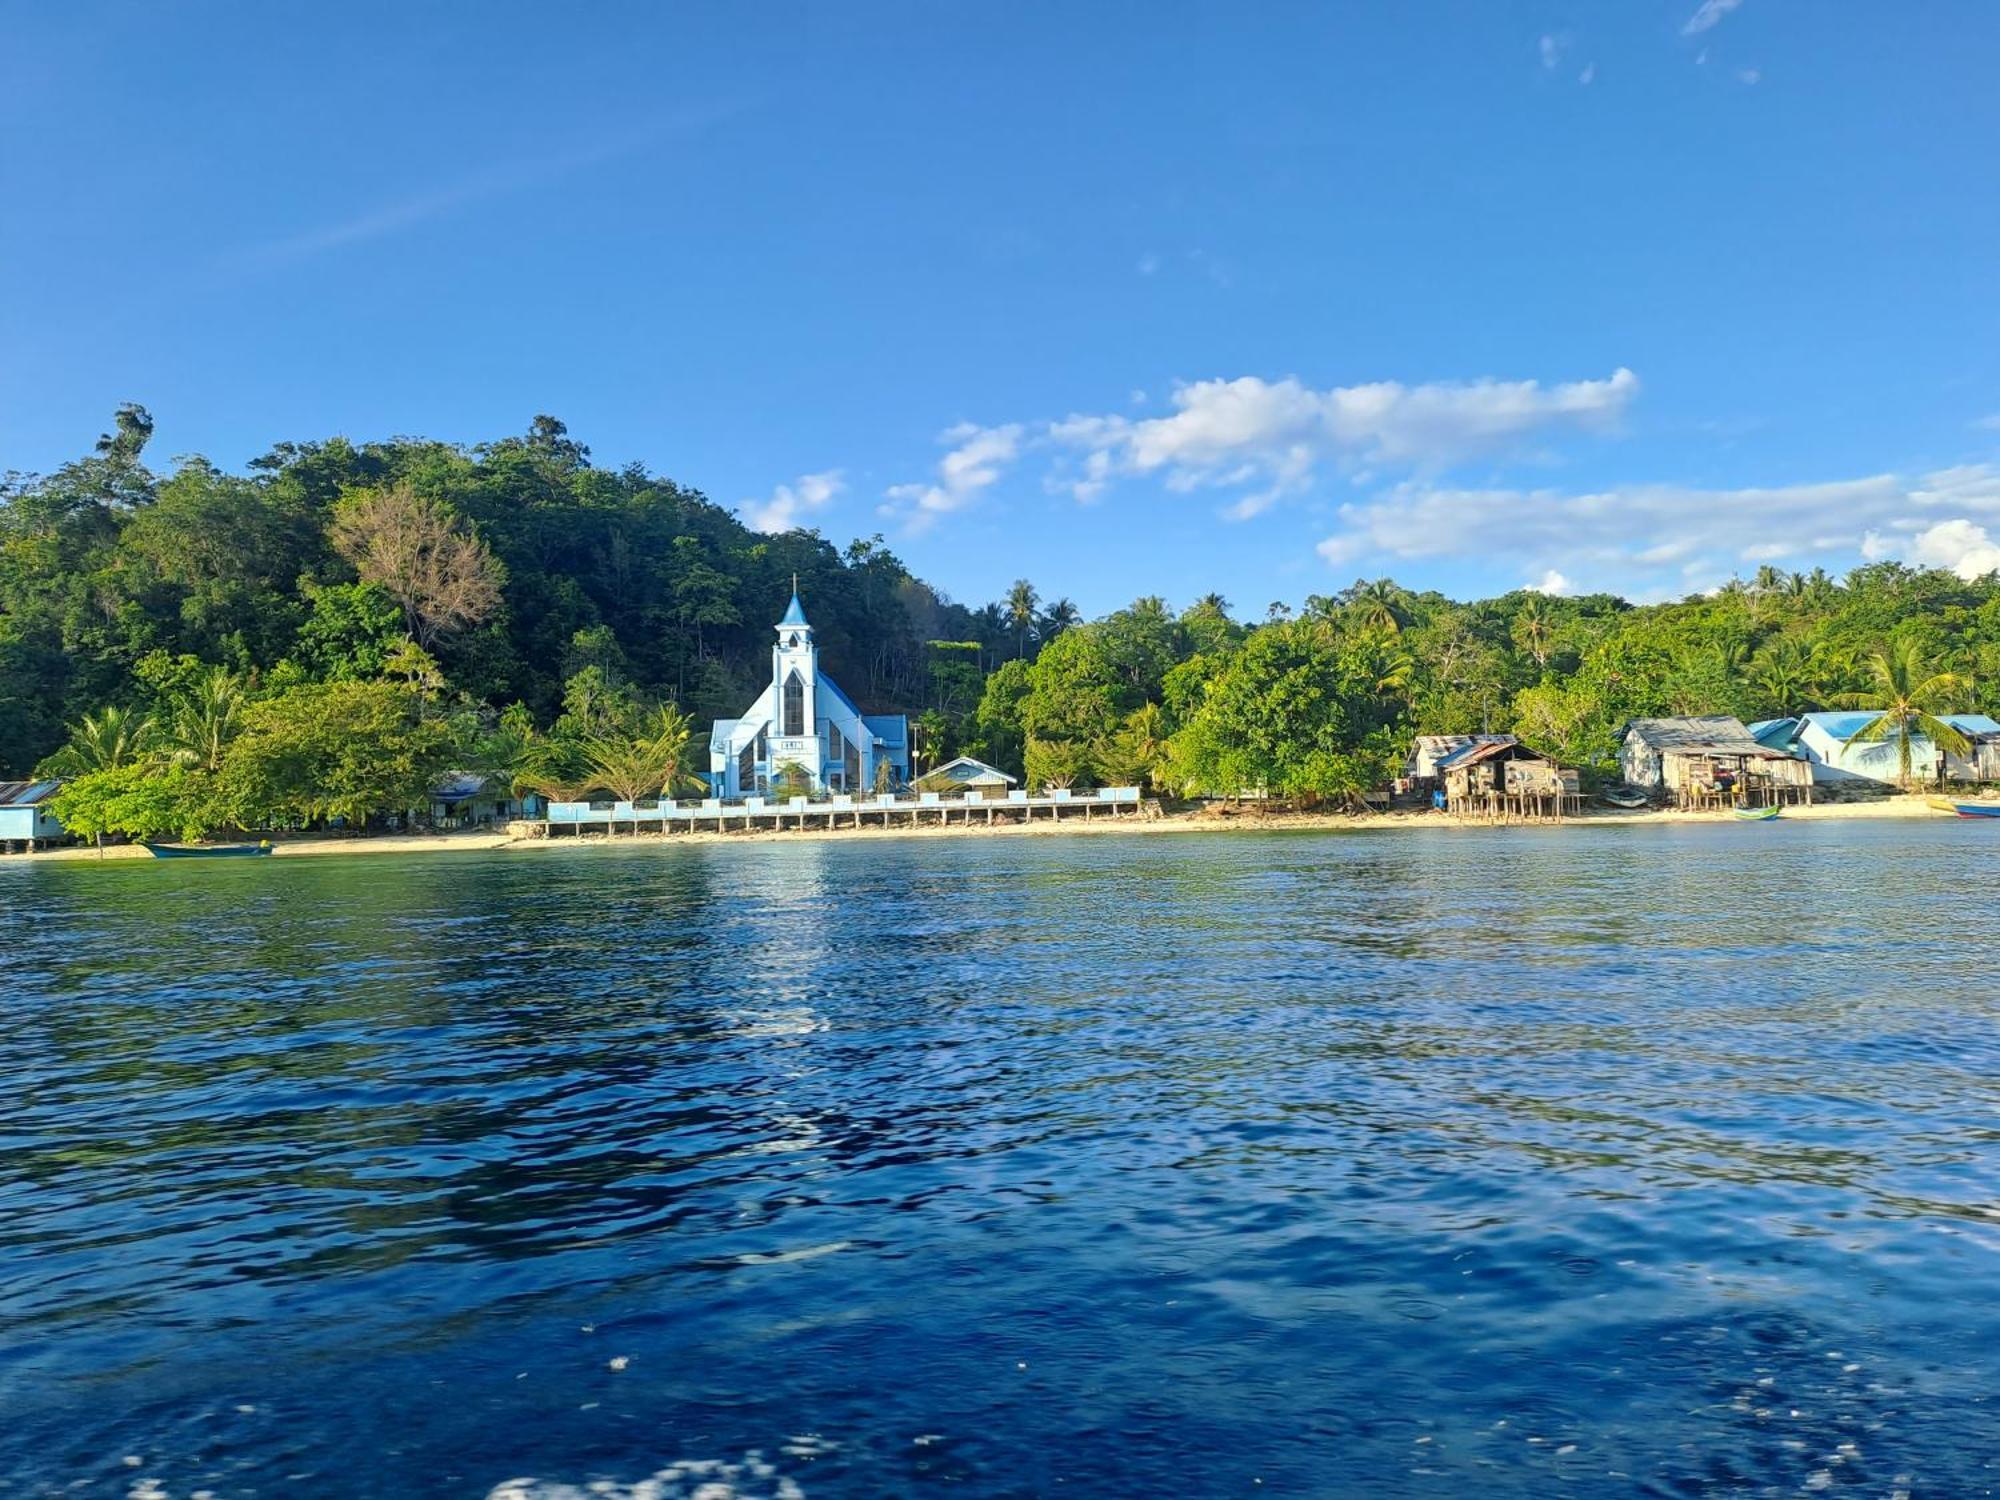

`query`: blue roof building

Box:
[0,779,66,849]
[707,590,911,797]
[1766,711,2000,785]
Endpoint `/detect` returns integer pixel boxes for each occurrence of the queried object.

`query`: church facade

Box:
[707,590,911,797]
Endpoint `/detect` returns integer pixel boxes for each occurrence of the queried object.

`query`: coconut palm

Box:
[1513,596,1553,671]
[575,703,702,803]
[1351,578,1410,635]
[1834,642,1973,790]
[1006,579,1040,659]
[164,668,247,772]
[1038,597,1081,641]
[50,704,154,775]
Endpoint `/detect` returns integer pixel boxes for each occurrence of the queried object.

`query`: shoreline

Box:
[1,792,1970,865]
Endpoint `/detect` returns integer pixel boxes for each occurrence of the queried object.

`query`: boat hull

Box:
[1733,806,1782,821]
[1928,798,2000,818]
[141,843,274,859]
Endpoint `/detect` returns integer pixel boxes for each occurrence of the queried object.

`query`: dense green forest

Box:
[5,406,1998,837]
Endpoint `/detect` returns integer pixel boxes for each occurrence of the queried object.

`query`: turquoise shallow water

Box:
[2,822,1997,1498]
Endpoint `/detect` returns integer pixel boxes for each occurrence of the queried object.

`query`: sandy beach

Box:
[4,791,1976,866]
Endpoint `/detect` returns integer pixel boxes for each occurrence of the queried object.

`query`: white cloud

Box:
[1316,465,2000,596]
[1529,569,1571,595]
[1683,0,1744,36]
[1137,253,1161,276]
[1579,62,1597,85]
[742,470,845,534]
[881,423,1023,532]
[1539,34,1563,70]
[1909,464,2000,514]
[1736,67,1762,85]
[1976,412,2000,432]
[1906,519,2000,579]
[1044,368,1637,519]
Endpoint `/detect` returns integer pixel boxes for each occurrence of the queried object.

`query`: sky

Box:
[3,1,1998,616]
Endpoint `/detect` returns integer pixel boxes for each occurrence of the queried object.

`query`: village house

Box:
[1618,716,1813,809]
[707,588,912,798]
[913,756,1018,799]
[0,779,66,852]
[1750,712,2000,787]
[1405,733,1516,788]
[429,774,544,828]
[1435,739,1581,821]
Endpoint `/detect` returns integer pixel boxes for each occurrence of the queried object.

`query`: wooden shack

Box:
[1438,740,1582,822]
[1406,734,1516,788]
[1617,716,1813,810]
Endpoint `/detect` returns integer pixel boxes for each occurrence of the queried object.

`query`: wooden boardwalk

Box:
[537,787,1148,836]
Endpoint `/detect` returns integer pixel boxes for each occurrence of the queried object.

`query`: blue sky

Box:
[4,2,1998,614]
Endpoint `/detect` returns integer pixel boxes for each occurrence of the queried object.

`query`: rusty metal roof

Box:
[1436,738,1545,772]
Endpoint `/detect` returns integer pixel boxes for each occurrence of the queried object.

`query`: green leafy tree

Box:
[221,680,459,827]
[49,762,221,844]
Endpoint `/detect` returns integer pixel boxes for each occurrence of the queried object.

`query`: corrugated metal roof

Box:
[1801,711,2000,740]
[1435,738,1538,772]
[1620,716,1769,753]
[0,779,61,807]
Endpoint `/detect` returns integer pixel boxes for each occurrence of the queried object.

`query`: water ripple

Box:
[1,822,1997,1496]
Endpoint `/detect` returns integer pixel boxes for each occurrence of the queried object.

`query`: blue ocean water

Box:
[1,823,1996,1498]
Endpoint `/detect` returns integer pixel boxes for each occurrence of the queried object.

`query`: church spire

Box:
[780,576,809,628]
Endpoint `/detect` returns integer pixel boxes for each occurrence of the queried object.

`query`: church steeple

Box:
[771,578,818,744]
[779,575,809,630]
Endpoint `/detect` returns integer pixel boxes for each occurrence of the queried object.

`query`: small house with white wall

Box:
[913,756,1018,799]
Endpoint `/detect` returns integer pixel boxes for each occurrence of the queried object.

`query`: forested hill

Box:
[6,407,2000,807]
[0,408,1031,776]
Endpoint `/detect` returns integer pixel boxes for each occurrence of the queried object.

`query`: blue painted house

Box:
[0,779,66,850]
[1750,712,2000,785]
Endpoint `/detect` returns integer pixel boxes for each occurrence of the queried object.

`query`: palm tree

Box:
[51,705,154,774]
[1006,579,1040,659]
[165,667,246,772]
[1352,578,1409,635]
[1038,597,1081,641]
[1833,642,1973,790]
[579,704,701,803]
[1513,596,1553,671]
[1102,702,1169,791]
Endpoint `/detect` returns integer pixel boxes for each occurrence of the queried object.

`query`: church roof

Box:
[780,590,809,627]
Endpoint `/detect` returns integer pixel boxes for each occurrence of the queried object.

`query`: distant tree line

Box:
[6,407,1998,835]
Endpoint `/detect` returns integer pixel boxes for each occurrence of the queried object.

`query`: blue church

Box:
[707,589,911,797]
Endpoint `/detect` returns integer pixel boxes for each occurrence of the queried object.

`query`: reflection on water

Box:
[1,823,1996,1497]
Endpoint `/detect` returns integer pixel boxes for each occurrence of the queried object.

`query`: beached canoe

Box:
[1600,786,1650,809]
[1732,805,1782,821]
[141,842,275,859]
[1927,798,2000,819]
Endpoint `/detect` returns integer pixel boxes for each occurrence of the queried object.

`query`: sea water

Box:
[2,823,1995,1496]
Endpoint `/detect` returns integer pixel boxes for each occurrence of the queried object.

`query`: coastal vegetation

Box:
[6,408,1999,838]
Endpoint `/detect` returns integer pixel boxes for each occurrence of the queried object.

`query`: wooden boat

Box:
[141,842,274,859]
[1732,805,1782,821]
[1927,797,2000,819]
[1599,785,1650,809]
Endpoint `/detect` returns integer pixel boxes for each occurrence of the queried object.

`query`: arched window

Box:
[783,671,805,736]
[738,739,756,792]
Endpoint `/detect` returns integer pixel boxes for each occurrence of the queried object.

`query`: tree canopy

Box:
[8,409,1999,835]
